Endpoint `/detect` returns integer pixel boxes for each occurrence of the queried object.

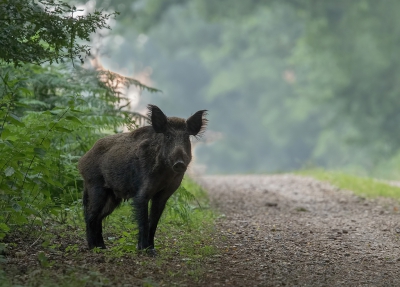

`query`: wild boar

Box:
[78,104,207,255]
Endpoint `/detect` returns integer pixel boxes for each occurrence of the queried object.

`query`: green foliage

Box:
[0,0,159,237]
[165,178,204,224]
[0,61,154,239]
[298,169,400,199]
[37,251,53,267]
[0,270,11,287]
[0,0,117,66]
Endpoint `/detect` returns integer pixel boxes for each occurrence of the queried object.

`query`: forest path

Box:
[195,174,400,286]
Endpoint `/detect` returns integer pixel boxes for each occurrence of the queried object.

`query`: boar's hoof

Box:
[136,245,157,257]
[89,245,107,250]
[146,248,157,257]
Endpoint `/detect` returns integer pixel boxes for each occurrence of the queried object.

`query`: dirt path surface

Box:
[196,174,400,286]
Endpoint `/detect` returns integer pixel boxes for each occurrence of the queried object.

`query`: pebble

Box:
[266,202,278,207]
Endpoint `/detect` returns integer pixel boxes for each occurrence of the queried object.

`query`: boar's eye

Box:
[165,134,171,140]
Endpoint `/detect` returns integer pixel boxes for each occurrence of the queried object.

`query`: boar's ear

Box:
[186,110,208,137]
[147,104,168,133]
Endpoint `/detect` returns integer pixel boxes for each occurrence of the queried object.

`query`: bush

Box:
[0,63,152,239]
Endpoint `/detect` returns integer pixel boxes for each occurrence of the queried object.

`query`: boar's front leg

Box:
[148,189,176,250]
[132,195,151,251]
[133,183,181,255]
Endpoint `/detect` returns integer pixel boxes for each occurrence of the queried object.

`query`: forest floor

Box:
[196,174,400,286]
[2,174,400,286]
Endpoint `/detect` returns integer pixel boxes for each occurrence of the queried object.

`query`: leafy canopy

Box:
[0,0,117,66]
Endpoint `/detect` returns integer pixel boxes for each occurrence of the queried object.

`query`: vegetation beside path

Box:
[0,178,218,287]
[298,169,400,200]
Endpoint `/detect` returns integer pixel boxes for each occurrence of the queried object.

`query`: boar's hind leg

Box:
[85,186,118,249]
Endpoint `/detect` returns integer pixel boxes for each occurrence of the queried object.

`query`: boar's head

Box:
[147,104,207,173]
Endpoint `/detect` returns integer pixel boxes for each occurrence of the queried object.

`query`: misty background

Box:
[80,0,400,177]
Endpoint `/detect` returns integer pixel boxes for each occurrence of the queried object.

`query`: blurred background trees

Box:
[3,0,400,180]
[89,0,400,176]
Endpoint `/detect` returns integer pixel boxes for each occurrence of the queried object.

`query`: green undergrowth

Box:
[298,169,400,199]
[104,177,217,258]
[0,177,218,286]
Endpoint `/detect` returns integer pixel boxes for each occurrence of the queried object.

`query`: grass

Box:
[298,169,400,199]
[0,177,218,286]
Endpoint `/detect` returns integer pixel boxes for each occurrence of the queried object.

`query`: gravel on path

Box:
[195,174,400,287]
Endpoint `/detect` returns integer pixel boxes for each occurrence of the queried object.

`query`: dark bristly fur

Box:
[78,104,207,254]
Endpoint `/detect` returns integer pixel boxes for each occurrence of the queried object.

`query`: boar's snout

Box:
[173,160,187,173]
